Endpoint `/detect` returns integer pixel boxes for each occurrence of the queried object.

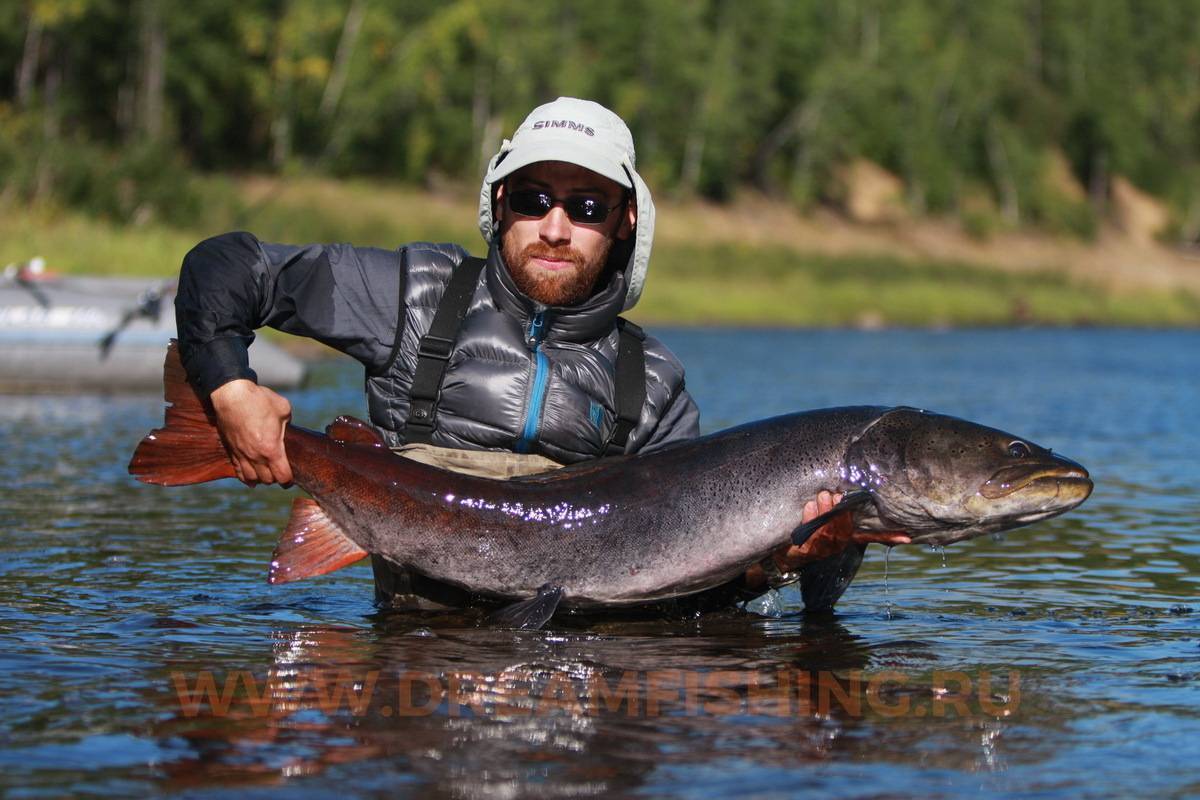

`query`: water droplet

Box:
[745,590,784,618]
[882,546,893,619]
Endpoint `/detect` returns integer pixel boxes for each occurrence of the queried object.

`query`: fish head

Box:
[844,407,1093,545]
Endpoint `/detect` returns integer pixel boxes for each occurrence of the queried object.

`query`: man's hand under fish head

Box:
[744,490,911,589]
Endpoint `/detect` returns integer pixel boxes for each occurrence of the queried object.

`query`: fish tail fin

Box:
[128,340,237,486]
[269,497,368,584]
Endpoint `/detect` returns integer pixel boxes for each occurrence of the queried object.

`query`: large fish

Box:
[130,344,1092,627]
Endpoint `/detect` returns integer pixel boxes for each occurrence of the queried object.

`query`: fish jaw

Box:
[979,460,1092,500]
[899,463,1093,546]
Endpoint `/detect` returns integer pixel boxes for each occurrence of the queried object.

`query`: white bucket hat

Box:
[478,97,655,310]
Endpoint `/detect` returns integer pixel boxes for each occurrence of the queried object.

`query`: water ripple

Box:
[1,330,1197,798]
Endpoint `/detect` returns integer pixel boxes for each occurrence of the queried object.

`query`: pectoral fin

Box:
[790,490,874,546]
[488,584,564,630]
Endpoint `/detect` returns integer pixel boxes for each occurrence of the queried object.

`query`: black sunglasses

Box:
[506,189,625,225]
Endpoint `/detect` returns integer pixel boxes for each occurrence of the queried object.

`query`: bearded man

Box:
[175,97,881,611]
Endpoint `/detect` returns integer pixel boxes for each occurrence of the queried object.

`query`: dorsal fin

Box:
[268,497,369,584]
[325,415,386,447]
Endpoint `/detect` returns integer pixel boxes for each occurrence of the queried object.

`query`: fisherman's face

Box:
[496,161,635,306]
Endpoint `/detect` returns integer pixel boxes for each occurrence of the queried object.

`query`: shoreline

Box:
[271,322,1198,363]
[5,174,1199,329]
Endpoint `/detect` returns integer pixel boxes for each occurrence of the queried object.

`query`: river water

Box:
[1,328,1197,798]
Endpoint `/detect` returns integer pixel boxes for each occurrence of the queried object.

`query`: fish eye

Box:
[1008,441,1031,458]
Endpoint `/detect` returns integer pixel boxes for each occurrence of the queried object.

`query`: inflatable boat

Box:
[0,261,307,392]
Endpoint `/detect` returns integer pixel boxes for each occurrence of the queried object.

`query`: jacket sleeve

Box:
[174,231,405,396]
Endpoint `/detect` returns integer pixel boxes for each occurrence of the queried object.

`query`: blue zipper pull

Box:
[516,309,550,453]
[526,310,546,349]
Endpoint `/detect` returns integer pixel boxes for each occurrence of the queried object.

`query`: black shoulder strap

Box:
[401,256,486,444]
[375,249,410,378]
[604,317,647,456]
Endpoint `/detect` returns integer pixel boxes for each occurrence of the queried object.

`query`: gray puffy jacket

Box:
[175,232,699,463]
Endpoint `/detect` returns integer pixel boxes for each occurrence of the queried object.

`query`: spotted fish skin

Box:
[281,408,882,607]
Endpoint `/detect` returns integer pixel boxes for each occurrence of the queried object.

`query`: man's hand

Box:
[209,379,293,486]
[744,490,911,589]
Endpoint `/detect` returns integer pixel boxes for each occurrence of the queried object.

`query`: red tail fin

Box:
[128,340,236,485]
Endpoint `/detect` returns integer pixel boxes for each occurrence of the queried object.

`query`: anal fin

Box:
[488,584,564,630]
[269,497,369,584]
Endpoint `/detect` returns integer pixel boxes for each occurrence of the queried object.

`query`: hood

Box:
[476,97,656,311]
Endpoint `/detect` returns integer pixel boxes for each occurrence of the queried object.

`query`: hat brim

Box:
[484,139,632,189]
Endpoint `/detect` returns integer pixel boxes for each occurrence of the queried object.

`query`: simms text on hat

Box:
[532,120,596,136]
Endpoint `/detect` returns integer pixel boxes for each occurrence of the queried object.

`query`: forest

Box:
[3,0,1199,241]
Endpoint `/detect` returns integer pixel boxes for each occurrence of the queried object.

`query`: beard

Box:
[502,236,612,307]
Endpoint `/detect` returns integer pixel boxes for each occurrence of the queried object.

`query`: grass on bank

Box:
[646,244,1200,326]
[3,175,1198,328]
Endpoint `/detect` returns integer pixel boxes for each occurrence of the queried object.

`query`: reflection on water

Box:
[154,615,1030,796]
[1,329,1198,797]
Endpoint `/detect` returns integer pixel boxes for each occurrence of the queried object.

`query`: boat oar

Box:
[98,280,175,358]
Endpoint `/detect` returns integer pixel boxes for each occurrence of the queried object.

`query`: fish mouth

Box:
[900,464,1093,547]
[979,463,1093,500]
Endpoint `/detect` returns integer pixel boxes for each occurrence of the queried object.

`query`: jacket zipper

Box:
[515,310,549,453]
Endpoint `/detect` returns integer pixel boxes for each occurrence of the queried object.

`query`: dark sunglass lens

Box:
[566,197,606,223]
[509,190,552,217]
[507,189,612,223]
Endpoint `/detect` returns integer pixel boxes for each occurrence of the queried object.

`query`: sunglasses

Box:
[506,189,626,225]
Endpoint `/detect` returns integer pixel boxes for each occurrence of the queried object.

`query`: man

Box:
[175,97,885,610]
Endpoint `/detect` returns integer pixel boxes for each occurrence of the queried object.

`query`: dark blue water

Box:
[2,329,1197,798]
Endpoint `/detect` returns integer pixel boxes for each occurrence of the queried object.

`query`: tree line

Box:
[2,0,1198,238]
